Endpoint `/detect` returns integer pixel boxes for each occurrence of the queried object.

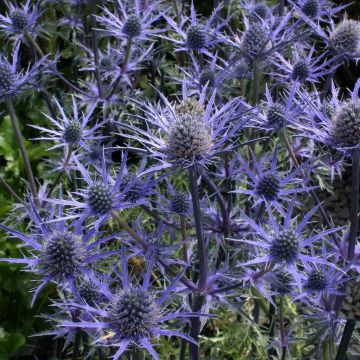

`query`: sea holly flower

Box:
[0,200,120,305]
[232,199,342,290]
[49,153,154,229]
[232,149,317,214]
[299,79,360,155]
[161,1,230,56]
[0,43,49,101]
[120,84,247,171]
[0,0,43,42]
[289,0,349,22]
[305,17,360,62]
[226,10,299,63]
[271,45,340,84]
[239,0,272,22]
[97,0,163,42]
[31,96,107,151]
[247,84,302,131]
[56,247,197,359]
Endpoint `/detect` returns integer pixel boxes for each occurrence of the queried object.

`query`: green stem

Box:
[335,319,356,360]
[0,176,26,205]
[347,150,360,261]
[71,330,81,360]
[279,295,287,360]
[107,37,133,99]
[5,96,39,206]
[188,166,207,360]
[44,145,73,203]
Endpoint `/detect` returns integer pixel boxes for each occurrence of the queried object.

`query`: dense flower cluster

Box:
[0,0,359,359]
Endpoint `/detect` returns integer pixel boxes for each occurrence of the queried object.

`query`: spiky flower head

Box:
[40,232,86,280]
[171,192,191,215]
[301,0,320,18]
[165,99,213,164]
[270,230,299,263]
[292,59,309,82]
[186,25,206,50]
[272,270,293,294]
[78,279,98,304]
[100,56,115,70]
[9,9,29,31]
[122,15,142,38]
[330,100,360,149]
[250,2,270,21]
[242,23,269,58]
[87,182,113,215]
[199,67,215,87]
[306,269,329,291]
[329,19,360,58]
[119,175,144,203]
[255,173,280,201]
[0,60,16,94]
[267,103,287,129]
[108,287,159,340]
[63,121,82,144]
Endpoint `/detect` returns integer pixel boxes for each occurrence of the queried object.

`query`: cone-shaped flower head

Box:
[109,287,160,340]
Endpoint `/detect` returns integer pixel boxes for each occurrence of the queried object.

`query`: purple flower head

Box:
[271,44,340,84]
[57,246,196,359]
[226,10,299,62]
[97,0,163,42]
[299,79,360,155]
[232,149,317,213]
[162,1,230,56]
[0,200,120,306]
[0,43,49,100]
[232,198,342,290]
[240,0,272,22]
[120,84,247,171]
[50,153,154,229]
[305,17,360,62]
[0,0,43,42]
[289,0,349,22]
[31,96,107,151]
[247,84,302,131]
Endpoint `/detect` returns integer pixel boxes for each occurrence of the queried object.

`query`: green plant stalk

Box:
[72,330,81,360]
[335,319,356,360]
[44,145,73,203]
[0,175,26,205]
[5,96,39,206]
[347,149,360,261]
[107,37,133,99]
[279,295,287,360]
[188,166,207,360]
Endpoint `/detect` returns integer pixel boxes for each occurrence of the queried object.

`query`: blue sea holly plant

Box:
[1,0,360,359]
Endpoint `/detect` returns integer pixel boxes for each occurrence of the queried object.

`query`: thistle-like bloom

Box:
[232,199,341,289]
[31,96,107,151]
[248,84,302,131]
[120,84,246,171]
[0,0,43,42]
[239,0,272,22]
[161,2,229,56]
[50,153,153,229]
[306,17,360,62]
[0,43,49,101]
[299,79,360,155]
[232,149,316,213]
[57,247,196,359]
[226,10,299,62]
[289,0,349,22]
[0,201,120,305]
[271,45,340,84]
[97,0,163,42]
